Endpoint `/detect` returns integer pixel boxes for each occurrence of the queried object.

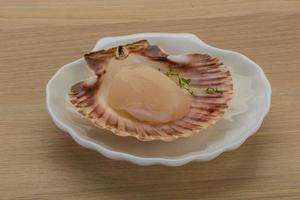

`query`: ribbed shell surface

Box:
[69,40,233,141]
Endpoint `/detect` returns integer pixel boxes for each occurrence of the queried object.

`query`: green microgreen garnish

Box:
[206,87,224,94]
[165,67,193,95]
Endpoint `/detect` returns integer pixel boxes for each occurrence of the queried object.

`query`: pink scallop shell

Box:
[69,40,233,141]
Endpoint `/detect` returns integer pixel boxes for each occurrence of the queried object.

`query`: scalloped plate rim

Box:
[46,33,271,166]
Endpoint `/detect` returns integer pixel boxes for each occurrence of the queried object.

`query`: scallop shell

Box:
[69,40,233,141]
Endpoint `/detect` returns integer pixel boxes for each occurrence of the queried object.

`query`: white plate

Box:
[46,33,271,166]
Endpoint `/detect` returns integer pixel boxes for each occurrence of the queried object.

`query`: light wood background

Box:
[1,1,300,199]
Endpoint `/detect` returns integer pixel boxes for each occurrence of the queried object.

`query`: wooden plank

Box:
[0,0,299,199]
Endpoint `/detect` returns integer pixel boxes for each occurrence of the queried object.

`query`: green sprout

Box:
[165,67,193,95]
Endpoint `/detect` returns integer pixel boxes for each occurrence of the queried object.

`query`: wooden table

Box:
[1,1,300,199]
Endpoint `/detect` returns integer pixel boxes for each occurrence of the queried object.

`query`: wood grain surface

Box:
[1,1,300,199]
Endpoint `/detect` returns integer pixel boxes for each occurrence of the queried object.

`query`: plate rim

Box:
[46,33,271,166]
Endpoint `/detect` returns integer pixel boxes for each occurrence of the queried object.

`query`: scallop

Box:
[108,64,191,125]
[69,40,233,141]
